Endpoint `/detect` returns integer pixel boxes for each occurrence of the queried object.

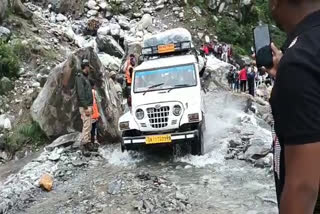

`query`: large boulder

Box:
[203,55,232,91]
[136,14,153,31]
[244,138,272,161]
[46,0,86,17]
[96,35,124,58]
[98,53,121,71]
[0,0,8,23]
[31,47,121,142]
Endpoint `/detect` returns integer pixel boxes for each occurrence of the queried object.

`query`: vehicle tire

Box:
[191,124,204,156]
[121,144,126,152]
[202,113,207,131]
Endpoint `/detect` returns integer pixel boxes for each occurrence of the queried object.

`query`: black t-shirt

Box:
[270,10,320,145]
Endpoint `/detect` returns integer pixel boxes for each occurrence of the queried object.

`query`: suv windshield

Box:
[134,64,197,93]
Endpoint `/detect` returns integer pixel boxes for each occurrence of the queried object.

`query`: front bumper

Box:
[122,130,198,147]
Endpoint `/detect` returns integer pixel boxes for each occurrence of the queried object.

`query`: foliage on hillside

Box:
[0,40,20,79]
[187,0,286,55]
[4,120,48,155]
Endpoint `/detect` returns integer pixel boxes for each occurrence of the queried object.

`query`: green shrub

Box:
[212,2,286,55]
[0,40,20,79]
[4,121,48,154]
[12,39,32,61]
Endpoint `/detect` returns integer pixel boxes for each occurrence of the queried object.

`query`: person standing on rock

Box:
[265,0,320,213]
[233,68,240,93]
[110,71,124,109]
[90,80,100,150]
[227,67,235,90]
[75,59,93,151]
[239,65,248,92]
[247,65,256,97]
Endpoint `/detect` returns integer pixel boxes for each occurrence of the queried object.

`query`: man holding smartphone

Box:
[265,0,320,213]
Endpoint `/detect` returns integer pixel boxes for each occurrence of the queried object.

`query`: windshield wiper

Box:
[143,83,164,95]
[168,84,193,92]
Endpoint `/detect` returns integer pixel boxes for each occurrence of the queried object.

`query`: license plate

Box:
[146,135,172,144]
[158,44,175,54]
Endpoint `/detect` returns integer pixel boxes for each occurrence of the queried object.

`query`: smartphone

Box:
[253,25,273,69]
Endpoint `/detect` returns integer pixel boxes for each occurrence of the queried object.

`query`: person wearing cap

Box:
[75,59,93,151]
[110,71,124,107]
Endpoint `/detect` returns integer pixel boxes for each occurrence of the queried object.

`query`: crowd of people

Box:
[226,64,274,97]
[200,40,233,63]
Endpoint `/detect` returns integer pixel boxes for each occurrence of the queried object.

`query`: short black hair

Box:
[81,59,90,69]
[89,79,95,87]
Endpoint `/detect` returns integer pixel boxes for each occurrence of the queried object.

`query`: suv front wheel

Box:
[191,123,204,156]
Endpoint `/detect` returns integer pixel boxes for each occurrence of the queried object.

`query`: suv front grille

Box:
[147,106,170,128]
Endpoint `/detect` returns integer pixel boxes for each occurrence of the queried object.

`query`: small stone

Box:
[198,32,204,39]
[176,191,187,201]
[72,160,86,167]
[108,180,122,195]
[87,0,98,10]
[192,6,202,16]
[143,199,154,212]
[56,13,67,22]
[99,2,108,10]
[229,139,241,148]
[179,12,184,19]
[87,10,98,17]
[133,200,143,210]
[172,7,180,12]
[39,174,53,191]
[155,4,164,11]
[32,82,40,88]
[48,152,60,161]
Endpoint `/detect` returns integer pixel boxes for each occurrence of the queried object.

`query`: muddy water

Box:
[97,91,278,213]
[14,91,277,214]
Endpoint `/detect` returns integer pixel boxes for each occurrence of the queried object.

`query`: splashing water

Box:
[99,145,144,167]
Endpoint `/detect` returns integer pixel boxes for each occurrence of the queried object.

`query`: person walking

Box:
[227,67,234,90]
[75,59,93,151]
[110,71,123,106]
[266,1,320,213]
[239,65,248,92]
[247,66,256,96]
[233,69,240,92]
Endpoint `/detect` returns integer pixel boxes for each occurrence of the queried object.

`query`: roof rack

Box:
[141,41,193,57]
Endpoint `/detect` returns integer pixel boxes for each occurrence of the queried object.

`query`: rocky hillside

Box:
[0,0,280,161]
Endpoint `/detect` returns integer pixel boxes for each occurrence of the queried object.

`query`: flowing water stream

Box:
[3,90,277,214]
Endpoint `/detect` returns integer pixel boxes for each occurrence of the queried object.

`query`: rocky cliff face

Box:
[0,0,276,160]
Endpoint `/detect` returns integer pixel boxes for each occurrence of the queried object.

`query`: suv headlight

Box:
[173,105,182,116]
[119,121,129,130]
[135,109,144,120]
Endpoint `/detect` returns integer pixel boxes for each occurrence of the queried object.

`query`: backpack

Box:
[234,72,239,80]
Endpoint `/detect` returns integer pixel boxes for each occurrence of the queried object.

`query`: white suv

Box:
[118,30,206,155]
